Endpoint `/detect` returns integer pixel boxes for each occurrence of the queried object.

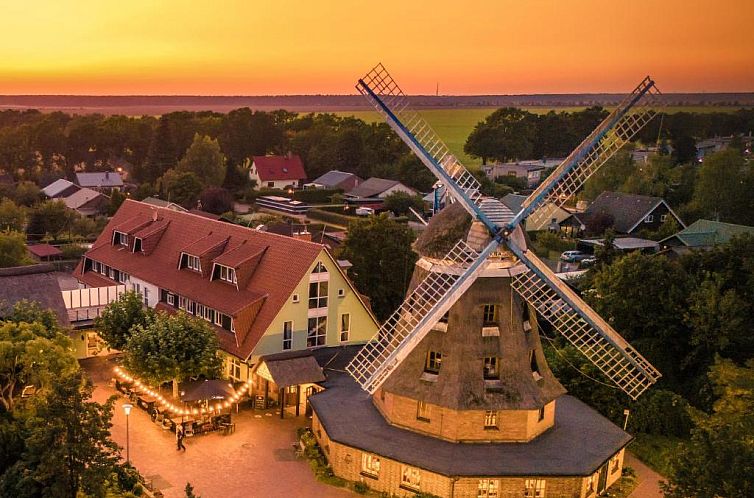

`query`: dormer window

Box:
[185,254,201,272]
[218,265,237,284]
[113,231,128,247]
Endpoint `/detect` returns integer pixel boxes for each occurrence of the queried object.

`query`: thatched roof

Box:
[0,264,69,326]
[412,203,472,258]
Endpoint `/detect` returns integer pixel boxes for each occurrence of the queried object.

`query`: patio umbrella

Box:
[180,379,236,403]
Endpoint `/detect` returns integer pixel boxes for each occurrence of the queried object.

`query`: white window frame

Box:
[178,296,187,311]
[306,316,326,347]
[524,479,546,498]
[202,306,213,322]
[185,254,201,272]
[360,453,380,478]
[478,479,499,498]
[229,357,242,381]
[292,293,300,303]
[219,264,237,284]
[118,271,128,284]
[660,214,668,222]
[644,214,654,223]
[339,313,350,342]
[308,280,328,309]
[283,321,293,350]
[231,319,236,333]
[337,288,345,297]
[484,410,498,429]
[167,293,175,306]
[214,311,222,326]
[108,268,115,280]
[116,231,128,247]
[400,465,421,491]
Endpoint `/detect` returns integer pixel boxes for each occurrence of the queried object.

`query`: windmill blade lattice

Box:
[509,243,661,400]
[357,64,487,221]
[517,77,662,229]
[347,238,499,393]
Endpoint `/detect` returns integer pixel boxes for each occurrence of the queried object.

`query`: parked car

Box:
[355,207,375,217]
[560,250,591,263]
[579,257,597,268]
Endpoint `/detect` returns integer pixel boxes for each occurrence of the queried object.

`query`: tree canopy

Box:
[94,291,154,351]
[177,133,227,188]
[0,231,32,268]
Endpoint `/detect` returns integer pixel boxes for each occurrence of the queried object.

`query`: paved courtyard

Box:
[83,357,354,498]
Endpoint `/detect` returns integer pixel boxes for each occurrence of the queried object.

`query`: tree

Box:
[382,191,424,216]
[0,199,25,232]
[692,148,752,224]
[139,115,177,183]
[337,214,417,321]
[1,300,61,334]
[199,187,233,214]
[107,188,127,216]
[94,291,154,351]
[26,200,71,240]
[0,232,31,268]
[464,108,536,164]
[177,134,227,187]
[0,372,121,498]
[0,320,78,412]
[158,169,203,209]
[11,181,41,207]
[663,358,754,498]
[124,312,222,398]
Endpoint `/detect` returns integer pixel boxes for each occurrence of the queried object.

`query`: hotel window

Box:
[339,314,350,342]
[196,303,204,317]
[307,316,326,347]
[118,271,128,284]
[482,304,498,326]
[360,453,380,478]
[202,306,214,322]
[416,400,430,422]
[114,231,127,246]
[214,311,222,326]
[167,293,175,306]
[99,263,107,276]
[231,319,236,333]
[308,281,328,309]
[400,465,421,491]
[186,254,201,272]
[484,410,498,429]
[538,405,545,422]
[178,296,187,310]
[483,357,500,380]
[108,268,115,280]
[478,479,499,498]
[143,287,149,305]
[219,265,237,284]
[229,357,242,381]
[524,479,546,498]
[424,351,442,374]
[283,321,293,350]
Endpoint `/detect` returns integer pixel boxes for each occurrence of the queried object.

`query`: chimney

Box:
[152,210,158,222]
[292,230,312,242]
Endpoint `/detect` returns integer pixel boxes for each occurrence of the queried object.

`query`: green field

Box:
[334,105,749,169]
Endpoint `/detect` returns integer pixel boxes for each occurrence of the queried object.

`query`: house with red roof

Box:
[75,200,378,410]
[249,153,307,190]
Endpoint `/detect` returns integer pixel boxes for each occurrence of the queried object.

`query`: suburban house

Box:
[305,170,362,191]
[63,188,109,216]
[74,200,378,412]
[482,158,562,188]
[249,154,307,190]
[502,193,585,236]
[75,171,124,193]
[582,191,684,236]
[42,178,80,199]
[344,177,417,208]
[660,219,754,255]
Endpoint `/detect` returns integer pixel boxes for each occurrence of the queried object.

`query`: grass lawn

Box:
[629,433,685,477]
[606,473,639,498]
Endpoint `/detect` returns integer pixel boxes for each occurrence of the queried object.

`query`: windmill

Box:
[346,63,662,401]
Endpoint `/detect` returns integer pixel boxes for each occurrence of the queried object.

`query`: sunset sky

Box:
[1,0,752,95]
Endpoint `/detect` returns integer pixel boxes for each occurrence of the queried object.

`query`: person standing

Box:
[176,425,186,451]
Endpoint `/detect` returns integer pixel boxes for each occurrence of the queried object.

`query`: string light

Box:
[113,366,253,417]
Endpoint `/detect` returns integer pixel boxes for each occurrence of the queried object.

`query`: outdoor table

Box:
[137,395,157,411]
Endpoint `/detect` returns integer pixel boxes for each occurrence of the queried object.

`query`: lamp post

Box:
[122,403,133,464]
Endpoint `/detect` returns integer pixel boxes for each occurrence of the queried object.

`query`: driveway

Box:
[83,357,353,498]
[626,452,664,498]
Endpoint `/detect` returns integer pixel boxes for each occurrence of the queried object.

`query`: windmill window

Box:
[530,351,543,381]
[416,400,430,422]
[538,406,545,422]
[439,311,449,323]
[483,357,500,380]
[283,321,293,350]
[484,410,498,430]
[425,351,442,374]
[524,479,546,498]
[482,304,498,326]
[478,479,499,498]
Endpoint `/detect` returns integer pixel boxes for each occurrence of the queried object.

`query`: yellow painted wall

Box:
[250,249,378,361]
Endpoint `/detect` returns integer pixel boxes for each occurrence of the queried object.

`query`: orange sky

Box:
[1,0,752,95]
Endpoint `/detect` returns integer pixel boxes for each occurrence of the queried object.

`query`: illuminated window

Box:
[482,304,498,325]
[478,479,499,498]
[424,351,442,374]
[524,479,546,498]
[308,281,328,309]
[283,321,293,350]
[416,400,430,422]
[229,357,242,381]
[484,410,498,429]
[401,465,421,491]
[307,316,326,347]
[361,453,380,478]
[483,357,499,380]
[339,314,350,342]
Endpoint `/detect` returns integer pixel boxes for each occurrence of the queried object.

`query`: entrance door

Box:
[597,463,608,494]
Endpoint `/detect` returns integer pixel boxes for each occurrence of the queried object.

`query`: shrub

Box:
[60,243,87,260]
[292,188,343,204]
[628,389,693,437]
[354,481,369,494]
[532,230,576,254]
[307,208,358,227]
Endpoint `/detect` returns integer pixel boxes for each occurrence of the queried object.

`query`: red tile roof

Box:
[27,244,63,258]
[75,199,324,359]
[252,155,306,181]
